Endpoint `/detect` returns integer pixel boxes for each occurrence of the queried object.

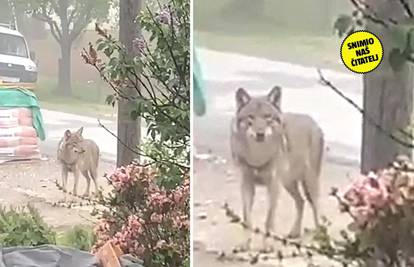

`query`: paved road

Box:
[0,105,144,230]
[39,110,145,163]
[195,48,363,165]
[193,48,363,266]
[0,111,128,230]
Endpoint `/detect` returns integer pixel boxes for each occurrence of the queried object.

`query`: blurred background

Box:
[194,0,353,70]
[0,1,117,116]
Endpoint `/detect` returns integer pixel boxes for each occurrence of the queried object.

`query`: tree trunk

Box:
[117,0,141,167]
[57,39,72,96]
[361,0,413,173]
[57,1,72,96]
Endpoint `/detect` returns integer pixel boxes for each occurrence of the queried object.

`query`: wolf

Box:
[230,86,324,250]
[57,127,100,197]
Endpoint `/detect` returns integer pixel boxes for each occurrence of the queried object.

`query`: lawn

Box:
[35,76,115,118]
[194,29,346,72]
[194,0,349,72]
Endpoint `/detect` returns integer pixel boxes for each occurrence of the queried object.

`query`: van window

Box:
[0,33,28,58]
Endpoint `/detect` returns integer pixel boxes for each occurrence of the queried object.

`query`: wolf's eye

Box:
[274,116,281,123]
[265,115,273,125]
[247,115,254,126]
[267,115,281,125]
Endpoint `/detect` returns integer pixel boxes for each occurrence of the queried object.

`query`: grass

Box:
[193,0,348,71]
[56,225,96,251]
[195,29,346,72]
[35,76,115,118]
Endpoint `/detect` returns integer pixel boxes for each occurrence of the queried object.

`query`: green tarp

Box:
[193,48,206,116]
[0,88,46,141]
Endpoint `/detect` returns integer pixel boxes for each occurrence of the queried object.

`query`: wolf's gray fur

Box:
[57,127,100,197]
[230,86,324,249]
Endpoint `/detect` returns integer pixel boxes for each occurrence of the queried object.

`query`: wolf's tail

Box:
[311,126,324,178]
[95,143,100,168]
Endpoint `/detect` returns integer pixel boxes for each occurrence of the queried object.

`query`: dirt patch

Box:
[0,158,115,231]
[193,148,358,267]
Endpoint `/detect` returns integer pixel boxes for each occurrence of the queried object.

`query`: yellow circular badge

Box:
[340,31,383,74]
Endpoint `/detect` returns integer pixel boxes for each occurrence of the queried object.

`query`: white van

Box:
[0,24,38,83]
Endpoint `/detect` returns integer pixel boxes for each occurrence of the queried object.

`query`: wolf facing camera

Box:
[230,86,324,250]
[57,127,100,197]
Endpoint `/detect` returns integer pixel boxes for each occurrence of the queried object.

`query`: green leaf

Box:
[389,48,407,71]
[391,25,414,51]
[97,42,106,51]
[352,10,360,17]
[0,205,55,247]
[105,94,116,106]
[334,15,354,38]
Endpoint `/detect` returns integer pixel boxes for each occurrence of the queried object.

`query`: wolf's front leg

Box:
[284,181,304,239]
[61,167,68,193]
[73,168,80,196]
[262,178,280,253]
[81,171,91,197]
[239,175,255,252]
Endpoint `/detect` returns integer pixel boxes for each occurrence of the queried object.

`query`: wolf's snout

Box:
[256,132,265,142]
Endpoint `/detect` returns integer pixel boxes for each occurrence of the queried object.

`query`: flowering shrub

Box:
[339,172,391,228]
[83,0,190,265]
[312,155,414,266]
[92,163,190,267]
[82,0,190,189]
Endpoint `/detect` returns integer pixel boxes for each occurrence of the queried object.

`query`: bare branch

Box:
[317,69,414,149]
[221,202,371,265]
[146,7,187,87]
[350,0,398,28]
[97,119,189,171]
[141,39,188,103]
[68,4,79,25]
[397,0,414,18]
[69,2,94,42]
[49,1,60,14]
[32,5,62,42]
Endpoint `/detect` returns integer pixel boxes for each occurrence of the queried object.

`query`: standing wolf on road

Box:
[230,86,324,250]
[57,127,100,197]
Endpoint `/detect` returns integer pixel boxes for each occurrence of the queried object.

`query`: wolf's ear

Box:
[64,130,71,140]
[236,88,250,110]
[76,127,84,136]
[267,86,282,108]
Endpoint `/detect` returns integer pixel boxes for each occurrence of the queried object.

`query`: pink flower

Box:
[173,191,183,203]
[149,191,171,208]
[361,180,389,209]
[127,215,143,233]
[350,206,376,228]
[342,174,391,209]
[343,186,363,206]
[108,166,134,191]
[150,213,163,223]
[157,7,171,24]
[92,165,190,260]
[135,245,145,256]
[155,240,167,249]
[337,168,405,230]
